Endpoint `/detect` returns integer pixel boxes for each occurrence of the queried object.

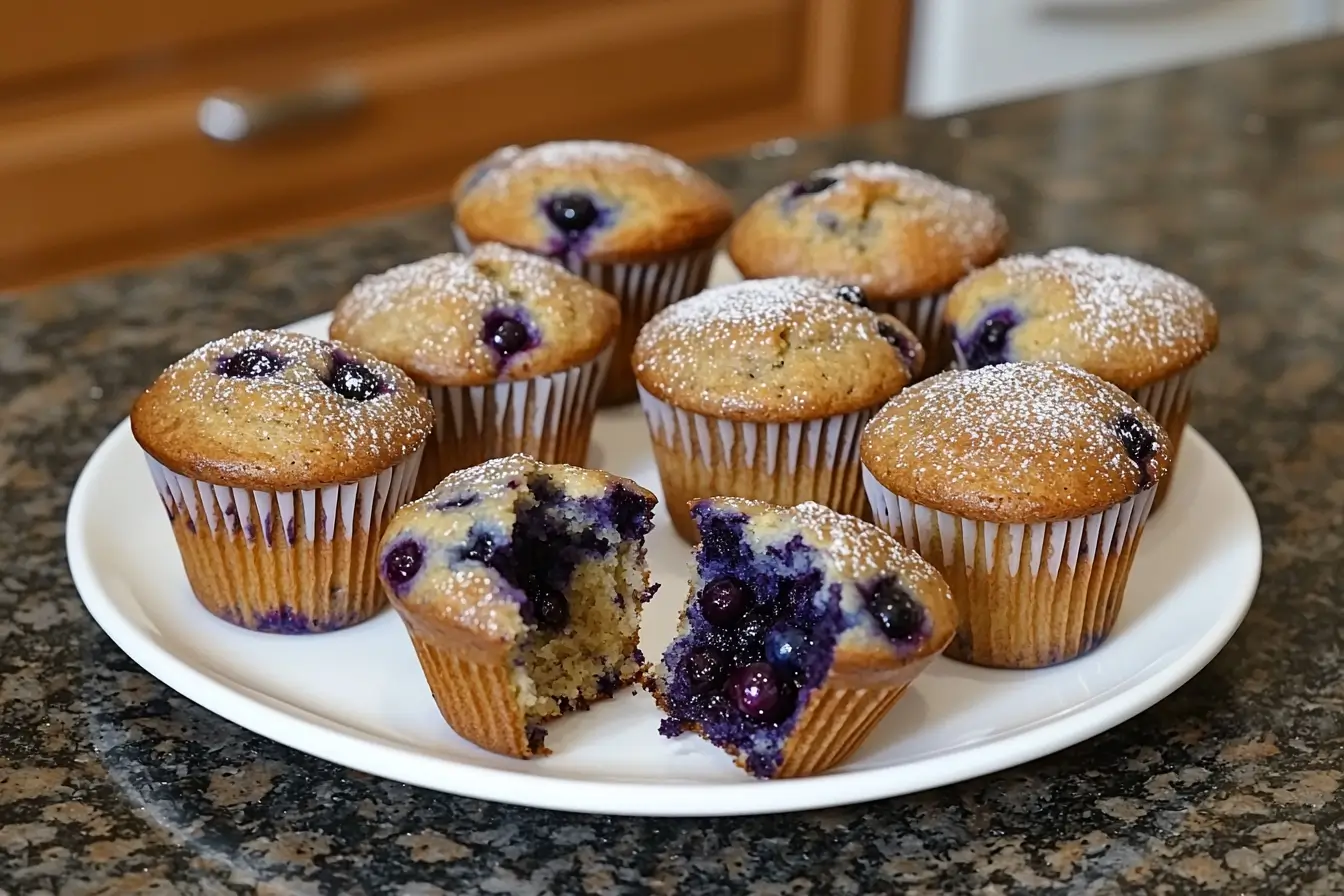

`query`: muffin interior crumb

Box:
[497,472,652,743]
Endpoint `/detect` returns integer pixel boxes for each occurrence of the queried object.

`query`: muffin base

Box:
[416,348,610,497]
[863,469,1157,668]
[453,223,717,406]
[1132,368,1195,508]
[638,387,871,541]
[876,291,951,378]
[145,448,422,633]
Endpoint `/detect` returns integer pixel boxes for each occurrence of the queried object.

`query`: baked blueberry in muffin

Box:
[378,454,657,758]
[728,161,1009,374]
[331,243,621,494]
[451,141,735,404]
[132,329,432,632]
[649,498,956,779]
[944,247,1219,504]
[633,276,923,541]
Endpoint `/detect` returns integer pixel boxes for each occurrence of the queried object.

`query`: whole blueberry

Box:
[724,663,794,723]
[1115,413,1158,462]
[877,320,920,370]
[328,360,382,401]
[461,533,495,565]
[382,540,423,588]
[700,577,748,626]
[961,308,1019,369]
[836,284,869,308]
[765,625,809,669]
[791,176,837,197]
[683,648,727,694]
[867,579,925,643]
[532,588,570,630]
[218,348,283,379]
[484,314,531,357]
[544,193,600,232]
[980,317,1010,353]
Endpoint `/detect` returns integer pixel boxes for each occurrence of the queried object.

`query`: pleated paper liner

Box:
[400,621,534,758]
[878,291,951,378]
[453,223,717,406]
[416,347,610,497]
[863,470,1158,668]
[145,447,422,633]
[1132,368,1195,508]
[637,386,872,541]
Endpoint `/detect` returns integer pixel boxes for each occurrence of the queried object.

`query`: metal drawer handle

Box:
[198,73,363,142]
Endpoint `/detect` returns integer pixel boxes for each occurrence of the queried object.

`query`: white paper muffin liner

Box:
[144,446,423,632]
[638,386,871,540]
[417,347,610,495]
[1132,367,1195,506]
[454,223,717,404]
[862,467,1157,667]
[882,291,950,377]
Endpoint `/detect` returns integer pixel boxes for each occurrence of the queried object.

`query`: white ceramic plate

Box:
[67,262,1261,817]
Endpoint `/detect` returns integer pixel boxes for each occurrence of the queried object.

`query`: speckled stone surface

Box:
[3,38,1343,894]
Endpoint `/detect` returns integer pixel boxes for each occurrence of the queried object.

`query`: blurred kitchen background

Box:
[3,0,1342,290]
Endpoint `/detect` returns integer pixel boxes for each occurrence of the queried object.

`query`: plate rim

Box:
[67,333,1261,817]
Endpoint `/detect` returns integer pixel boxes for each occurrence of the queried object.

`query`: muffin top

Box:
[377,454,656,642]
[861,362,1172,523]
[452,141,735,262]
[330,243,622,386]
[727,161,1008,302]
[945,247,1219,390]
[701,496,957,660]
[131,330,433,491]
[633,277,921,421]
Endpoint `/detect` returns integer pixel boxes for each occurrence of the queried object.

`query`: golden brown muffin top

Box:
[727,161,1009,302]
[860,362,1172,523]
[633,277,921,422]
[452,141,735,262]
[131,329,433,491]
[944,247,1220,390]
[377,454,656,641]
[330,243,621,386]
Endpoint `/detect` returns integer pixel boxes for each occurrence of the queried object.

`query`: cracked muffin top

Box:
[727,161,1008,303]
[451,141,735,263]
[632,276,922,422]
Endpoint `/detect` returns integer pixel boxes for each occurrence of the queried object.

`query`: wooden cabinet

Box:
[0,0,909,288]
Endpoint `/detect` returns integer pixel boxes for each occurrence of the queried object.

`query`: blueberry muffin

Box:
[860,362,1172,668]
[131,329,433,633]
[728,161,1009,375]
[378,454,657,759]
[649,498,956,778]
[633,276,922,541]
[451,141,735,404]
[945,247,1218,505]
[331,243,621,496]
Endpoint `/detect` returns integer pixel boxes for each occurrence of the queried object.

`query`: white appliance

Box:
[907,0,1344,116]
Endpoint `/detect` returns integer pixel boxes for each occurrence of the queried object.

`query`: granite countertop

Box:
[3,37,1344,895]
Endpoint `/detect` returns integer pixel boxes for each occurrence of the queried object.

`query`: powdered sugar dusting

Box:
[634,277,906,416]
[476,140,698,187]
[864,362,1168,512]
[639,277,872,347]
[146,329,432,480]
[345,244,571,325]
[819,161,1006,251]
[996,247,1216,355]
[789,500,941,587]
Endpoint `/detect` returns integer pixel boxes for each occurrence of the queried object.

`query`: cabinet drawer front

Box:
[0,0,804,282]
[0,1,423,87]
